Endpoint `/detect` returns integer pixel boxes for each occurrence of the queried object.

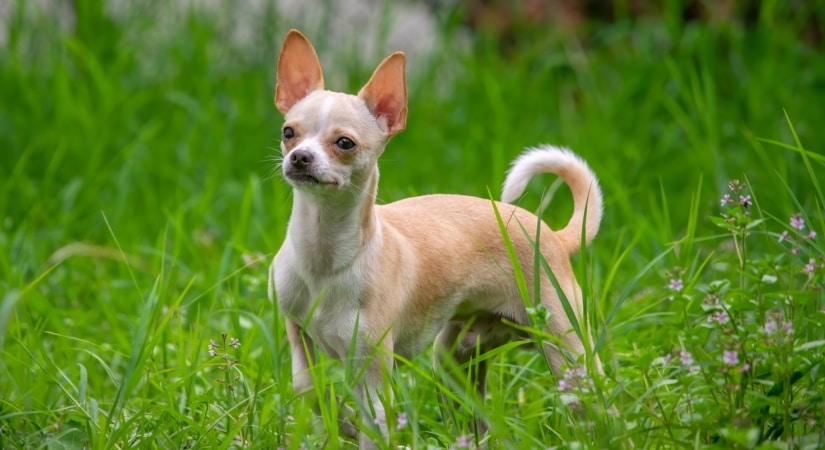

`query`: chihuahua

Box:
[269,29,604,449]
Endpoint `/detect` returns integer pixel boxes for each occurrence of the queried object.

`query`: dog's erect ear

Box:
[358,52,407,136]
[275,29,325,114]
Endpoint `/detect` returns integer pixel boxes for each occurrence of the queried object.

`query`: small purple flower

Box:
[558,365,591,393]
[720,193,732,207]
[763,318,778,334]
[676,349,699,374]
[804,258,816,274]
[764,312,793,338]
[722,350,739,366]
[708,310,730,325]
[454,434,472,448]
[668,277,684,292]
[396,412,408,431]
[805,230,817,240]
[573,366,589,379]
[778,230,789,243]
[679,349,694,367]
[739,195,752,208]
[791,214,805,230]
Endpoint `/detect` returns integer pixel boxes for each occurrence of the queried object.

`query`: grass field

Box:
[2,1,824,448]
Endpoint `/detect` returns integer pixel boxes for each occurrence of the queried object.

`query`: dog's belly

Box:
[392,290,529,359]
[449,312,526,352]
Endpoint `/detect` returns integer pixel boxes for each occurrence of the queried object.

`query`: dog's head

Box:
[275,30,407,195]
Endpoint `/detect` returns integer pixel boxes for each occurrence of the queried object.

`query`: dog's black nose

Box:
[290,149,313,168]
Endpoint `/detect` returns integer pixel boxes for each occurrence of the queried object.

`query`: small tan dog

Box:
[269,29,603,449]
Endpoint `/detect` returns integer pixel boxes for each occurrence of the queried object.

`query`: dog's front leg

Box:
[287,320,364,439]
[285,320,316,395]
[354,337,394,450]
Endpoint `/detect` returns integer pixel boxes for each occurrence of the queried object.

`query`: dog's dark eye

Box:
[282,127,295,140]
[336,137,355,151]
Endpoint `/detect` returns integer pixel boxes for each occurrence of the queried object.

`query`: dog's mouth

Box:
[286,172,320,184]
[285,170,339,188]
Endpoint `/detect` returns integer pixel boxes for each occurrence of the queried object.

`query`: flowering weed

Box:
[634,180,825,447]
[208,333,243,399]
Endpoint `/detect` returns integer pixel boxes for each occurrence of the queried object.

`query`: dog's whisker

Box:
[259,147,285,181]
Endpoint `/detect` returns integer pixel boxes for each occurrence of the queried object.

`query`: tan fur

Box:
[269,29,604,450]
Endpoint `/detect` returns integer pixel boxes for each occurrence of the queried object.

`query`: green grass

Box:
[2,1,824,448]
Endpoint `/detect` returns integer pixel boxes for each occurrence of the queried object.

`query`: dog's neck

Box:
[287,167,380,275]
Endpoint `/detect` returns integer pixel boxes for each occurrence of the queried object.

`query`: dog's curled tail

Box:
[501,145,603,254]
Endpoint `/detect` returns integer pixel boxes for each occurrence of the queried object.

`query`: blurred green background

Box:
[2,1,823,278]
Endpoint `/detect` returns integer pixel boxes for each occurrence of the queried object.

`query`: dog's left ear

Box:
[358,52,407,136]
[275,29,325,114]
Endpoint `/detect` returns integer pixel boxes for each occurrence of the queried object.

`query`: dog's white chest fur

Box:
[272,238,368,357]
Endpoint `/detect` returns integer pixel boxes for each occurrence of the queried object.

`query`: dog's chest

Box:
[275,262,365,357]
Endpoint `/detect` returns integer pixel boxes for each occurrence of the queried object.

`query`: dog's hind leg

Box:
[434,321,493,438]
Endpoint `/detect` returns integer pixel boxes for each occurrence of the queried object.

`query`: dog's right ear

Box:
[275,29,324,114]
[358,52,407,137]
